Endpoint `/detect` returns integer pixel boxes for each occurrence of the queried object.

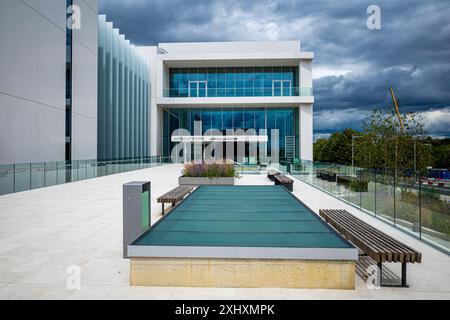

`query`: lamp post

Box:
[352,135,364,168]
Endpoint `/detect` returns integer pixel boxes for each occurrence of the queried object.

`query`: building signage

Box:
[171,135,269,143]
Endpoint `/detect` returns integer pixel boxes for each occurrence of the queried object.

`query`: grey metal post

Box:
[123,181,151,258]
[352,135,355,168]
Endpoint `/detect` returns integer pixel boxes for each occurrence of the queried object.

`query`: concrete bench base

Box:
[130,257,355,289]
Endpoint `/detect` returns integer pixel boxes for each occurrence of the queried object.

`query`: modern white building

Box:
[144,41,314,162]
[0,1,314,165]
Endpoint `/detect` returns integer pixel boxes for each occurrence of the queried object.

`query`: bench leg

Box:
[378,262,383,287]
[379,262,409,288]
[401,262,407,287]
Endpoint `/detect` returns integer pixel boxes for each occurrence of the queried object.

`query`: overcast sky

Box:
[99,0,450,138]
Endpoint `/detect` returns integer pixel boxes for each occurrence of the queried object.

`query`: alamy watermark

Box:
[170,121,280,164]
[366,264,381,289]
[67,5,81,30]
[66,265,81,290]
[367,5,381,30]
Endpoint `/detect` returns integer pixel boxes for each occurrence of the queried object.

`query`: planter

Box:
[179,176,235,186]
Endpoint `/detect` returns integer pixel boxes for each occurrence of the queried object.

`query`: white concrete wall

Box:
[299,60,313,160]
[0,0,66,164]
[72,0,98,160]
[159,41,301,55]
[0,0,98,164]
[299,104,313,161]
[300,60,313,88]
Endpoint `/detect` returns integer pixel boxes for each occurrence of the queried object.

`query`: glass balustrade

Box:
[289,159,450,254]
[0,156,172,196]
[163,87,313,97]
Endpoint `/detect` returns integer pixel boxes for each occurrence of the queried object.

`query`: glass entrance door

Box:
[272,80,291,96]
[189,81,208,97]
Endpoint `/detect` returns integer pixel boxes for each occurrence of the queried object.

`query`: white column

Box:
[299,60,312,95]
[299,104,313,161]
[150,58,163,156]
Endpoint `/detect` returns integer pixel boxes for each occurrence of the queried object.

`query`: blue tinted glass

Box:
[198,82,207,97]
[282,80,291,96]
[169,108,180,139]
[202,109,212,132]
[207,71,217,86]
[198,68,207,81]
[212,109,223,131]
[191,109,201,131]
[244,109,255,130]
[223,109,233,131]
[189,82,198,97]
[234,109,244,129]
[188,68,198,81]
[217,69,226,89]
[168,67,299,97]
[226,68,234,87]
[285,109,294,135]
[255,108,266,131]
[277,110,286,136]
[273,81,282,96]
[266,109,277,155]
[235,67,245,88]
[273,67,282,81]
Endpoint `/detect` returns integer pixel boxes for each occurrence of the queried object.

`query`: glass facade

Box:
[163,107,299,161]
[97,16,150,161]
[166,67,303,97]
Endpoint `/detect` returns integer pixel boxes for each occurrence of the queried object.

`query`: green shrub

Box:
[183,162,236,178]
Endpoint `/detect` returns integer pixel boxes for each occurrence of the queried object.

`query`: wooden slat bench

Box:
[274,175,294,192]
[267,170,280,181]
[157,186,194,215]
[319,209,422,287]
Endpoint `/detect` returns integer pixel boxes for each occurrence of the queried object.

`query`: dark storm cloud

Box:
[99,0,450,135]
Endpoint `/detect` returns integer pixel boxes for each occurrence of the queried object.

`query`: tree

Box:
[313,128,360,165]
[358,108,431,173]
[313,108,438,173]
[429,138,450,169]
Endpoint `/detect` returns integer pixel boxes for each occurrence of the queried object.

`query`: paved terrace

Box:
[0,164,449,299]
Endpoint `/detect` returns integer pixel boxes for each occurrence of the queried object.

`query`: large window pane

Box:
[233,108,244,130]
[168,66,299,97]
[223,108,233,132]
[244,108,255,130]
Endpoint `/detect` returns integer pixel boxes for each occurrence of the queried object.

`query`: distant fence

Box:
[288,160,450,254]
[0,156,172,196]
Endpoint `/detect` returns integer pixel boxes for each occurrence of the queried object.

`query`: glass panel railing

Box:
[0,156,173,196]
[44,161,58,187]
[31,162,45,190]
[289,159,450,254]
[396,174,421,237]
[15,163,31,192]
[420,181,450,250]
[163,87,313,98]
[0,164,14,195]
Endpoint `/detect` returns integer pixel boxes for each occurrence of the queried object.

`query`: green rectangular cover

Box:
[134,186,353,249]
[141,191,150,230]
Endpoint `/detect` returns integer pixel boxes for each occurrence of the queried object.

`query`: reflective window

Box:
[162,107,298,161]
[168,67,299,97]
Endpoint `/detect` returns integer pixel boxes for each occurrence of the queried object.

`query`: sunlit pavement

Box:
[0,165,449,299]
